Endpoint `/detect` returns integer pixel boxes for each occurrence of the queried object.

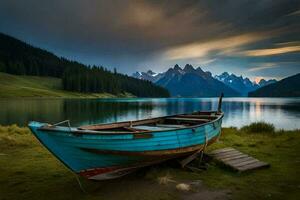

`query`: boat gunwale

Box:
[36,111,224,135]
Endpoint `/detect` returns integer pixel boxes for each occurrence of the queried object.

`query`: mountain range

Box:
[132,65,277,97]
[214,72,277,96]
[249,73,300,97]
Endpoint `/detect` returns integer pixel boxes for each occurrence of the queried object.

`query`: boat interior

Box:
[77,111,222,133]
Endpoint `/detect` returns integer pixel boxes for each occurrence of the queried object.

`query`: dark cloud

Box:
[0,0,299,79]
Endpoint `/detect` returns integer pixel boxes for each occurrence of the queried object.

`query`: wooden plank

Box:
[230,158,259,167]
[133,126,173,131]
[213,151,241,159]
[123,127,145,132]
[237,161,270,172]
[79,121,131,130]
[177,115,217,119]
[215,151,243,159]
[180,149,203,167]
[211,149,239,156]
[156,124,187,128]
[79,118,162,130]
[225,156,253,165]
[210,147,236,155]
[209,147,270,172]
[221,154,249,162]
[40,127,134,134]
[166,117,210,122]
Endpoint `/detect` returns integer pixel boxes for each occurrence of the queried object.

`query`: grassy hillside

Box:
[0,33,170,98]
[0,72,133,98]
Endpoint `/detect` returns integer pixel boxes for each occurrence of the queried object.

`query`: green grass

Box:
[0,72,134,98]
[0,124,299,200]
[201,127,300,200]
[240,122,275,133]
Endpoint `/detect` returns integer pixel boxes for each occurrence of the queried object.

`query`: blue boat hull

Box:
[29,113,223,180]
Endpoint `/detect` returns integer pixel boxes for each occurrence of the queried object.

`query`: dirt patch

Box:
[176,180,230,200]
[182,190,230,200]
[154,175,230,200]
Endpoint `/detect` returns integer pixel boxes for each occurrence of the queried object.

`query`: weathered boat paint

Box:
[29,111,223,180]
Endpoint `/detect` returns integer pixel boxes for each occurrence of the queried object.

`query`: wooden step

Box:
[214,151,243,158]
[221,154,249,162]
[237,161,269,172]
[208,148,270,172]
[209,147,236,155]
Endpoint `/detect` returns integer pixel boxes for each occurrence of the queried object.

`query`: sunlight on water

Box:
[0,98,299,130]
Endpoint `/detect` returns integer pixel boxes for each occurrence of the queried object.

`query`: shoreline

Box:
[0,94,136,99]
[0,72,137,99]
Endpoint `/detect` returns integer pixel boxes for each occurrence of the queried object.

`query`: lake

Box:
[0,98,299,130]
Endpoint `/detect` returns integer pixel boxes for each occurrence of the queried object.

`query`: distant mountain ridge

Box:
[132,65,277,97]
[249,73,300,97]
[134,64,239,97]
[257,79,277,87]
[214,72,276,96]
[132,70,163,82]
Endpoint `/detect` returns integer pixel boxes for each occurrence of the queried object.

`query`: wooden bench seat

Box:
[133,125,177,131]
[166,117,210,122]
[156,124,187,128]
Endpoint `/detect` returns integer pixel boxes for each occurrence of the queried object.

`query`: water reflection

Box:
[0,98,299,130]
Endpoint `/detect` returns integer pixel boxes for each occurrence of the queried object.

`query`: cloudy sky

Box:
[0,0,299,81]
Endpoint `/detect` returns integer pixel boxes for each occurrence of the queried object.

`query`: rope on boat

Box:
[51,119,72,132]
[75,174,88,194]
[67,168,88,194]
[52,120,70,126]
[199,127,208,163]
[50,120,87,193]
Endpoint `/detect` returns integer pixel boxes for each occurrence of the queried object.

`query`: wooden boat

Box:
[29,95,224,180]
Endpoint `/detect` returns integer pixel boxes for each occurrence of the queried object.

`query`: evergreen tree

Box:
[0,32,170,97]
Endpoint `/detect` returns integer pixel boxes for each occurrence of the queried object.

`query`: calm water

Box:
[0,98,299,130]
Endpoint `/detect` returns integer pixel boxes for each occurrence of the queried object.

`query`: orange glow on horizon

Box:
[254,77,264,83]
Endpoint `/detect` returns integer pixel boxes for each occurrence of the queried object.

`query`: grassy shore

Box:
[0,123,299,200]
[0,72,134,98]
